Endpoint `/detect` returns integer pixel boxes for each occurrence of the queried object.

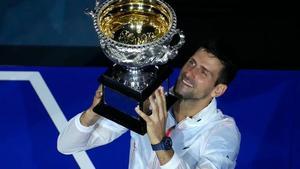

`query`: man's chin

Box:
[174,82,191,98]
[173,89,183,99]
[174,88,192,99]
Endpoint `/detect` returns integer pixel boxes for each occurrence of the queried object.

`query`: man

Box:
[57,38,241,169]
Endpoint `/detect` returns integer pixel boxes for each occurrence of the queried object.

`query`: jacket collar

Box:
[168,98,219,129]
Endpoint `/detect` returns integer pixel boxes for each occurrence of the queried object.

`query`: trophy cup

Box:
[86,0,185,135]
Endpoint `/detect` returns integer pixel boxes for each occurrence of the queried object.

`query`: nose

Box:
[183,66,195,79]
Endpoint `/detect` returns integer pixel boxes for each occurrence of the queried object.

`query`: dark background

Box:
[0,0,298,69]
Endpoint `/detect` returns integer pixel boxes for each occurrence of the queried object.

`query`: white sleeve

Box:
[57,112,128,155]
[160,152,190,169]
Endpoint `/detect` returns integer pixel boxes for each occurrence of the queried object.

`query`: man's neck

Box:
[173,97,212,123]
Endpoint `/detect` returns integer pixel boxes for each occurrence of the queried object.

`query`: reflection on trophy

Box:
[86,0,185,135]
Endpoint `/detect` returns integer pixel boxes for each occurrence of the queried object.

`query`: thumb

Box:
[91,85,103,108]
[92,91,102,107]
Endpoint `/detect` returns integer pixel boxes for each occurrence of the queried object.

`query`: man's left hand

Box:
[135,86,168,144]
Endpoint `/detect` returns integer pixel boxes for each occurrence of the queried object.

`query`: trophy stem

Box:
[121,65,158,92]
[127,67,144,74]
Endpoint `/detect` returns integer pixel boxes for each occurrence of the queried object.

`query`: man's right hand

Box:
[80,85,103,127]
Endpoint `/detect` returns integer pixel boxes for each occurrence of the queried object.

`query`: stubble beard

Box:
[174,78,200,100]
[174,76,210,101]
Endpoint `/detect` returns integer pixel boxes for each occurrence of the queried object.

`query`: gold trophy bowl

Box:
[98,0,171,45]
[87,0,185,69]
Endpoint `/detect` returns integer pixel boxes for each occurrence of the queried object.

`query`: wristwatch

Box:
[151,136,173,151]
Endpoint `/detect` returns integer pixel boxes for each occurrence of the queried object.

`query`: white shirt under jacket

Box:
[57,98,241,169]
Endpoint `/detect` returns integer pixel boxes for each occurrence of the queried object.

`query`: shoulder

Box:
[197,112,241,163]
[204,111,241,153]
[212,111,240,141]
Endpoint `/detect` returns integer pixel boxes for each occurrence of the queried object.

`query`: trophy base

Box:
[93,64,178,135]
[101,64,173,101]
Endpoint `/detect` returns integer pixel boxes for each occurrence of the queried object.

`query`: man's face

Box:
[174,49,224,100]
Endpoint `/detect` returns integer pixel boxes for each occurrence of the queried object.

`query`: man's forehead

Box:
[192,49,223,72]
[192,49,216,62]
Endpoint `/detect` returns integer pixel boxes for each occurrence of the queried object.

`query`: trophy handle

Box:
[162,29,185,61]
[95,0,101,7]
[169,29,185,52]
[84,8,96,18]
[84,0,102,17]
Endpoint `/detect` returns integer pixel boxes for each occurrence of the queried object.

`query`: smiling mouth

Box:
[182,79,193,88]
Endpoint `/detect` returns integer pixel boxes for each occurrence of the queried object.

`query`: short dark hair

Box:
[198,37,239,85]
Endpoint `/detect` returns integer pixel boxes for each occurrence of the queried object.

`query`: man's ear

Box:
[211,84,227,97]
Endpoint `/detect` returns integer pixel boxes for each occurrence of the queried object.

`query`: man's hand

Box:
[135,86,168,144]
[80,85,103,127]
[135,86,174,165]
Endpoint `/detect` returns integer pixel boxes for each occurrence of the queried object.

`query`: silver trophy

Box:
[86,0,184,134]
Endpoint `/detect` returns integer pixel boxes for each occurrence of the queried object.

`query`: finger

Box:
[95,90,103,98]
[92,85,104,107]
[156,86,167,118]
[159,87,168,118]
[92,92,103,107]
[143,98,151,113]
[160,86,166,105]
[95,85,103,98]
[97,84,103,91]
[154,88,164,120]
[149,94,159,119]
[135,106,151,123]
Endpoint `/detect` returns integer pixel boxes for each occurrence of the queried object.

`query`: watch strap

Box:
[151,136,172,151]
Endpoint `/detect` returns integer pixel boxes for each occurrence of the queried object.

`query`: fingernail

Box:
[159,86,163,91]
[159,87,163,94]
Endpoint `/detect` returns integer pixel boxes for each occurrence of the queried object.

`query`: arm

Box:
[57,85,128,154]
[135,87,240,169]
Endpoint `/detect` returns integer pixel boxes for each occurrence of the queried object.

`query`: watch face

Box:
[164,137,172,149]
